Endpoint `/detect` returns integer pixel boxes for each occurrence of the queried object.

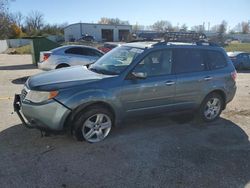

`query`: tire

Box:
[73,106,114,143]
[198,93,223,122]
[56,64,70,69]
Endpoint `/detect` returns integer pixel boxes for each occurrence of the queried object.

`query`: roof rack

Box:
[162,31,207,42]
[151,32,219,47]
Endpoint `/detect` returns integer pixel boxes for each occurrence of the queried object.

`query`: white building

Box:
[64,23,132,42]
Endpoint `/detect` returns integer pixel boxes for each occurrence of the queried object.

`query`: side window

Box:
[65,47,83,55]
[133,50,172,77]
[173,49,206,74]
[205,50,227,70]
[81,48,92,56]
[242,54,249,60]
[87,49,103,57]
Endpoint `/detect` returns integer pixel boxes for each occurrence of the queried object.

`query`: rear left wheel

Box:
[198,93,223,122]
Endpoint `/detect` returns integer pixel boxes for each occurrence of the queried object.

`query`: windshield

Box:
[89,46,144,75]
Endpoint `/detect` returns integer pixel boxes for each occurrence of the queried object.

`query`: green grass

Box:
[15,45,32,54]
[8,45,32,54]
[225,43,250,53]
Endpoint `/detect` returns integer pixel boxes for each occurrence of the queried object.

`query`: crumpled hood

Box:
[27,66,110,90]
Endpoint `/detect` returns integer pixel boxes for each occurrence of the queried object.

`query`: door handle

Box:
[165,81,175,86]
[204,76,213,81]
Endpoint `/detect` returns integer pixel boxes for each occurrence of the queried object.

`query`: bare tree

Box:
[191,25,204,33]
[98,17,129,25]
[132,22,145,32]
[180,24,188,31]
[209,21,227,46]
[241,21,250,34]
[12,11,23,27]
[25,10,44,33]
[151,20,173,32]
[0,0,14,39]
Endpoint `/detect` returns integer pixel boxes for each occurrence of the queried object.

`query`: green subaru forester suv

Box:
[14,32,237,143]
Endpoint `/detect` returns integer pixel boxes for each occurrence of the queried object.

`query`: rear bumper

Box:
[226,85,237,104]
[38,61,55,70]
[14,94,71,131]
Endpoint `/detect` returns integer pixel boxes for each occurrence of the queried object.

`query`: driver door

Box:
[119,49,176,116]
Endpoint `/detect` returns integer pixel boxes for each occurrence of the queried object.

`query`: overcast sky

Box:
[10,0,250,29]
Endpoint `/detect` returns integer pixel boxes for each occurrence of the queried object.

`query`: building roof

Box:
[64,22,132,29]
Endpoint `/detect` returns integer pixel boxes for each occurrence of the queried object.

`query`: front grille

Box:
[21,87,28,101]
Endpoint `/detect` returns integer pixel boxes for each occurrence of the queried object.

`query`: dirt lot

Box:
[0,54,250,188]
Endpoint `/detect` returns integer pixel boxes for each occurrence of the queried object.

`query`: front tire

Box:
[198,93,223,122]
[73,106,114,143]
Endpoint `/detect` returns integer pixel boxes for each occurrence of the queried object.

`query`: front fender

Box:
[56,88,124,123]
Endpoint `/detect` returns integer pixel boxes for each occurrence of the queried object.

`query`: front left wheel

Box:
[73,106,114,143]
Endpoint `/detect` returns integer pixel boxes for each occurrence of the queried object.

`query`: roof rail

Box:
[152,32,219,47]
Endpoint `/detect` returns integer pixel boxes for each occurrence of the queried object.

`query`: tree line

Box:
[0,0,249,40]
[0,0,67,39]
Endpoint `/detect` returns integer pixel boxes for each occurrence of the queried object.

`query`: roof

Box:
[123,42,158,49]
[64,22,132,29]
[123,41,221,49]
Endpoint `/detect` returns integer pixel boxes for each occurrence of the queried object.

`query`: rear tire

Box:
[198,93,223,122]
[73,106,114,143]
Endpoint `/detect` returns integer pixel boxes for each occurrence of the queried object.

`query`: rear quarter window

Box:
[205,50,227,70]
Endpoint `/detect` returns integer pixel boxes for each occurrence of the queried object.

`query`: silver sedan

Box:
[38,45,104,70]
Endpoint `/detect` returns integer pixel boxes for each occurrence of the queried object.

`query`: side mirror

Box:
[130,72,147,79]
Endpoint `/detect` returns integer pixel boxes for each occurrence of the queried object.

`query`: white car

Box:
[38,45,104,70]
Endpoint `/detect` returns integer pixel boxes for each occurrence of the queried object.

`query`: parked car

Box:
[14,34,236,143]
[79,35,95,42]
[227,51,250,70]
[38,45,104,70]
[98,42,122,53]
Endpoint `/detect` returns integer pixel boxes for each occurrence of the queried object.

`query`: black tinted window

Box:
[134,50,172,77]
[65,47,97,56]
[205,50,227,70]
[65,47,84,55]
[88,49,103,57]
[173,49,206,74]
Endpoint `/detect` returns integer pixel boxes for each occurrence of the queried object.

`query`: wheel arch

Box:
[56,63,70,69]
[63,101,116,130]
[204,89,226,110]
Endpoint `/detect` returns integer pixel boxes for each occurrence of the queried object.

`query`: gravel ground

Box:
[0,54,250,188]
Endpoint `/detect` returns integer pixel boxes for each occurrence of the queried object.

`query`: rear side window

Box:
[87,49,103,57]
[65,47,97,56]
[173,49,206,74]
[205,50,227,70]
[65,47,84,55]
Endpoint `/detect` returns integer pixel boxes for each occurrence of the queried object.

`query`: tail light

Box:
[231,70,237,81]
[43,53,51,61]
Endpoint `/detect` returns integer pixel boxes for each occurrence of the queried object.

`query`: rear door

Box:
[242,53,250,68]
[173,48,211,109]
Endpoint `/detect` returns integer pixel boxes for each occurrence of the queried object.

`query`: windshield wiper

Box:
[88,67,117,75]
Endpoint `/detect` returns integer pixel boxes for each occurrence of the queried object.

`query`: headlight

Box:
[25,90,58,103]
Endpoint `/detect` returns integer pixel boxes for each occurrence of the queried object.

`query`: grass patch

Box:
[225,43,250,53]
[15,45,32,54]
[7,45,32,54]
